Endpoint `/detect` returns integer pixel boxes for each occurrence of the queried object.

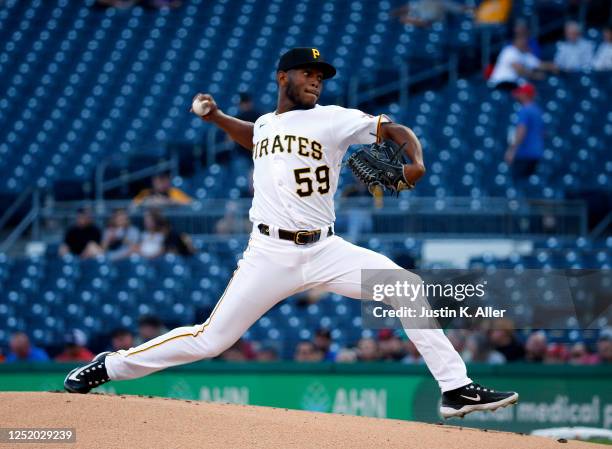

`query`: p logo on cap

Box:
[277,47,336,79]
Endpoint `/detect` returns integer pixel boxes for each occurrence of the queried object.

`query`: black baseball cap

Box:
[277,47,336,80]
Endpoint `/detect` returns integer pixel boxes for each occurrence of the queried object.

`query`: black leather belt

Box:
[257,223,334,245]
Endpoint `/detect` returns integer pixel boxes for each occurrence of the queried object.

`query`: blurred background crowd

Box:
[2,321,611,366]
[0,0,610,366]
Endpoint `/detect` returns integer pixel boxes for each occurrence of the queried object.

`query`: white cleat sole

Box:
[440,392,519,419]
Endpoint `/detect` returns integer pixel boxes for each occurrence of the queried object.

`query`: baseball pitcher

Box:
[65,48,518,419]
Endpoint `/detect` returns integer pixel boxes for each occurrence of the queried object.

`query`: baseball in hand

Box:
[192,98,212,117]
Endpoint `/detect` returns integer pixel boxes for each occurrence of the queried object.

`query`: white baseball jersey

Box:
[103,103,473,396]
[249,105,390,230]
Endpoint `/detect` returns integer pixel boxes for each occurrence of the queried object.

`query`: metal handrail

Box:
[42,196,587,215]
[352,16,568,109]
[348,60,451,108]
[206,126,217,166]
[95,154,179,208]
[589,211,612,240]
[0,186,33,231]
[7,195,584,251]
[206,126,236,166]
[0,209,37,253]
[0,189,41,254]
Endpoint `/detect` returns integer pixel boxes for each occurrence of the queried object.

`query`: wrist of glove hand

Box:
[402,163,425,187]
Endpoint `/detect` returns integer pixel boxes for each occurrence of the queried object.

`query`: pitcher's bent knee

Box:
[194,331,235,359]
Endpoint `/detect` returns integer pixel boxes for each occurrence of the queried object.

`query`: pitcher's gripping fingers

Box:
[190,93,219,121]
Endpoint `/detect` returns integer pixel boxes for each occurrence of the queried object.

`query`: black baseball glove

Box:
[347,140,415,195]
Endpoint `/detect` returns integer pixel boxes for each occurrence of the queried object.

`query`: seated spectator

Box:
[215,201,251,235]
[135,315,166,346]
[544,343,569,364]
[54,329,94,362]
[592,25,612,71]
[110,328,134,352]
[295,287,326,308]
[513,18,541,58]
[402,340,424,364]
[554,21,595,72]
[255,346,279,362]
[133,172,192,208]
[164,222,196,257]
[235,93,261,124]
[569,342,598,365]
[218,93,262,165]
[5,332,49,362]
[220,342,248,361]
[595,328,612,363]
[462,333,506,364]
[378,329,405,361]
[524,331,547,362]
[356,337,380,362]
[475,0,512,26]
[294,341,324,362]
[489,35,557,89]
[101,208,139,261]
[335,348,358,363]
[313,328,337,361]
[446,329,467,354]
[488,320,525,361]
[59,207,103,259]
[218,338,256,361]
[505,83,544,180]
[134,209,167,259]
[392,0,469,28]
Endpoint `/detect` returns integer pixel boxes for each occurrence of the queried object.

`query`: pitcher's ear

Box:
[276,70,287,85]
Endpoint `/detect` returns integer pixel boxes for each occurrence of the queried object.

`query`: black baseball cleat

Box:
[64,352,111,394]
[440,382,518,418]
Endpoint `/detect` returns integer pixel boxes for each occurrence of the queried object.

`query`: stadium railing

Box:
[33,197,587,242]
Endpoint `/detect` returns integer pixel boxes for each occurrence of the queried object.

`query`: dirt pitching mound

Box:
[0,392,599,449]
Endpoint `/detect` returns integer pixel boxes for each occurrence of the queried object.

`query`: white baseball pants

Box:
[105,229,471,392]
